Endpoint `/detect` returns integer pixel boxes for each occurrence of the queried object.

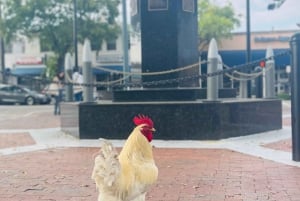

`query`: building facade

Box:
[218,30,295,95]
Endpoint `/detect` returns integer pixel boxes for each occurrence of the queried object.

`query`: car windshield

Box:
[21,87,31,93]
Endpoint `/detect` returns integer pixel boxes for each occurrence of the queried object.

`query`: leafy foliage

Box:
[198,0,240,51]
[45,54,59,79]
[3,0,121,72]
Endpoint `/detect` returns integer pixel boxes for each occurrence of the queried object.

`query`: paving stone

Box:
[0,133,35,149]
[0,102,298,201]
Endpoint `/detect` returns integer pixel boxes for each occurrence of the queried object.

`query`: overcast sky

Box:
[212,0,300,32]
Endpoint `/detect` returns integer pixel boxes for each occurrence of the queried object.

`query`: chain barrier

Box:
[222,50,289,82]
[93,61,207,76]
[0,49,290,88]
[223,63,268,81]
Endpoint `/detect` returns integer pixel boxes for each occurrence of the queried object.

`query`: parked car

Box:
[0,84,51,105]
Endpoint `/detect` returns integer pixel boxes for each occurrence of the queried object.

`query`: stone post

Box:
[64,53,73,102]
[263,47,275,98]
[217,54,223,89]
[254,66,263,98]
[207,38,219,101]
[82,39,93,102]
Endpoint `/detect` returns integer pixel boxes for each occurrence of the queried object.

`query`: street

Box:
[0,105,60,130]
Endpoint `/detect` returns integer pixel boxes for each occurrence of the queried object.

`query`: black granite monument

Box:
[60,0,282,140]
[113,0,200,101]
[131,0,199,88]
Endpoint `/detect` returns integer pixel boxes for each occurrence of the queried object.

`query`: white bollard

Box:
[207,38,219,101]
[263,47,275,98]
[64,52,73,102]
[199,56,202,88]
[217,54,223,89]
[82,39,94,102]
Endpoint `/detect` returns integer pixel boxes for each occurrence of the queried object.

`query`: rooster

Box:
[92,114,158,201]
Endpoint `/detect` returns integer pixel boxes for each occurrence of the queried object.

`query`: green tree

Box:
[4,0,120,74]
[198,0,240,51]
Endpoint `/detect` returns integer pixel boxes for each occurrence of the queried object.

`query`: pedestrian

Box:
[54,72,64,115]
[72,71,83,101]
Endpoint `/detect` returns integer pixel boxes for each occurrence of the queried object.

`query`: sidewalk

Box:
[0,101,299,201]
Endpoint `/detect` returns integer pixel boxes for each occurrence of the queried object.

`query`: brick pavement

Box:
[0,133,35,149]
[0,101,299,201]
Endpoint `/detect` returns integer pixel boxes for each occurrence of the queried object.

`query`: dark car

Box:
[0,84,51,105]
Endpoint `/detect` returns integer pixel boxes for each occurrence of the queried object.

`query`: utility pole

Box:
[239,0,251,98]
[73,0,78,73]
[246,0,251,98]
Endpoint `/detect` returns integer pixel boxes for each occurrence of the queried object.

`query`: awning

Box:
[11,65,46,76]
[201,48,290,70]
[93,65,123,74]
[218,49,290,69]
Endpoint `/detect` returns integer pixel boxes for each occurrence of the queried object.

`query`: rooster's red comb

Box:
[133,114,154,127]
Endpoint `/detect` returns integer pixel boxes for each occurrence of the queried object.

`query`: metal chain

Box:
[0,49,291,88]
[93,60,208,76]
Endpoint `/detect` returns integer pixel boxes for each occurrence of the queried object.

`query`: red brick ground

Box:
[263,139,292,152]
[262,101,292,152]
[1,148,300,201]
[0,133,35,149]
[0,102,298,201]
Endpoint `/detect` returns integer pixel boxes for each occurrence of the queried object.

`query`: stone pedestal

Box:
[61,99,282,140]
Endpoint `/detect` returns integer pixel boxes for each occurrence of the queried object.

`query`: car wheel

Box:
[25,96,35,105]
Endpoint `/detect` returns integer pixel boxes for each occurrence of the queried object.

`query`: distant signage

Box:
[254,36,290,43]
[96,54,123,63]
[16,57,43,65]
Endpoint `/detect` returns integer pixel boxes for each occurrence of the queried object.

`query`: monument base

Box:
[61,99,282,140]
[113,88,237,102]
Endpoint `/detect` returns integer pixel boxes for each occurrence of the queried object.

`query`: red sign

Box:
[16,57,43,65]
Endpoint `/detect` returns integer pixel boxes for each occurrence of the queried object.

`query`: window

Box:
[13,39,26,54]
[148,0,168,11]
[106,40,117,51]
[131,0,138,16]
[5,43,13,53]
[279,72,288,79]
[40,41,51,52]
[182,0,194,13]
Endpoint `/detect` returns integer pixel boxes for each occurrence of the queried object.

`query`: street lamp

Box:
[240,0,251,98]
[246,0,251,98]
[268,0,286,10]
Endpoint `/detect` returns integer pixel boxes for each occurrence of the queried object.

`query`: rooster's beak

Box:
[151,128,156,132]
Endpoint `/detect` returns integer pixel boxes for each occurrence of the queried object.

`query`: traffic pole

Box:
[290,32,300,161]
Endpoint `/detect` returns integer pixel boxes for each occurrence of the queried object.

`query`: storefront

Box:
[217,30,296,94]
[9,57,47,91]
